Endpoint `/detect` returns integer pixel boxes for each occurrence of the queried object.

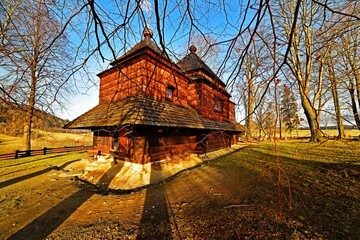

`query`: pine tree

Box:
[281,85,300,138]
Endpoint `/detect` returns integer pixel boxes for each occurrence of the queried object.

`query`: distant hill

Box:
[0,101,68,137]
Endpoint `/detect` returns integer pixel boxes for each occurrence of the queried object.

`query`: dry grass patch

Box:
[0,130,92,154]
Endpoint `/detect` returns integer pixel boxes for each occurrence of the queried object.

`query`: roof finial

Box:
[189,45,197,53]
[143,27,153,38]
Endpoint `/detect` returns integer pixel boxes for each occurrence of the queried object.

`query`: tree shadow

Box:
[0,168,53,189]
[136,167,174,239]
[0,168,30,177]
[7,189,94,240]
[0,160,79,189]
[96,161,125,189]
[7,162,124,239]
[1,154,68,168]
[241,147,360,239]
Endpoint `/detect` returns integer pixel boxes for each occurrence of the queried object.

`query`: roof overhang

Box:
[64,95,243,133]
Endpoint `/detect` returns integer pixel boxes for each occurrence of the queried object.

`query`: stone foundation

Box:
[62,144,245,190]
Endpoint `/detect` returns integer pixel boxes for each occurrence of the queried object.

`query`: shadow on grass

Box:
[238,146,360,239]
[134,146,249,239]
[0,168,30,177]
[249,145,360,175]
[0,154,68,168]
[136,167,174,239]
[7,163,125,239]
[0,159,79,189]
[7,189,94,240]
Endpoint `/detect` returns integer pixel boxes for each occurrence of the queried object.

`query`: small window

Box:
[166,86,175,100]
[112,132,119,151]
[214,98,223,112]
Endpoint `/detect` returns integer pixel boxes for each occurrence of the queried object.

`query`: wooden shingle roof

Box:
[64,95,242,132]
[177,52,216,76]
[110,28,163,67]
[177,46,226,87]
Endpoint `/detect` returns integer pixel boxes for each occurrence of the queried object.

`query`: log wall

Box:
[98,51,189,107]
[93,131,111,153]
[97,48,236,123]
[206,132,232,152]
[91,128,234,164]
[89,45,240,165]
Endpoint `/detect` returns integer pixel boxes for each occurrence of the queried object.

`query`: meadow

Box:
[0,129,93,154]
[0,138,359,239]
[287,128,360,138]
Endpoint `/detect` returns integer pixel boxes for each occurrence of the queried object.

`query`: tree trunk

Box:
[286,3,325,143]
[349,87,360,130]
[245,74,255,141]
[328,58,345,138]
[23,103,34,151]
[300,93,324,142]
[351,66,360,130]
[331,82,345,138]
[343,30,360,130]
[23,58,38,150]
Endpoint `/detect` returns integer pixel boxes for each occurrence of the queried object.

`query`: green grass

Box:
[207,139,360,238]
[0,151,87,177]
[0,151,87,169]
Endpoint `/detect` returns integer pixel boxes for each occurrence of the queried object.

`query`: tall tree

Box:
[0,0,74,150]
[235,29,273,140]
[340,21,360,130]
[274,0,327,142]
[326,51,346,138]
[2,0,360,144]
[254,100,276,140]
[280,85,299,139]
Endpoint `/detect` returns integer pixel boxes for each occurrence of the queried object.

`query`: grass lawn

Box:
[0,139,359,239]
[0,151,88,173]
[212,139,360,238]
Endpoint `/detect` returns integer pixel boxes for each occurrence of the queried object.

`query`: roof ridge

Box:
[110,37,163,66]
[177,51,218,78]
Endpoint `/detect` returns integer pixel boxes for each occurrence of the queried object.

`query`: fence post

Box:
[64,146,67,153]
[15,150,19,159]
[43,147,47,155]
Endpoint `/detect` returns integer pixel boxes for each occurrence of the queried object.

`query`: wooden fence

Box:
[0,145,93,160]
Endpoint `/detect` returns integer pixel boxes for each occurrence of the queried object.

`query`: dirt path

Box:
[0,151,282,239]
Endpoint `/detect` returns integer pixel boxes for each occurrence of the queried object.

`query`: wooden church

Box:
[65,28,243,164]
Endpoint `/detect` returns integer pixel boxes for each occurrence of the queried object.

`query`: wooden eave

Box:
[64,95,243,133]
[187,69,227,89]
